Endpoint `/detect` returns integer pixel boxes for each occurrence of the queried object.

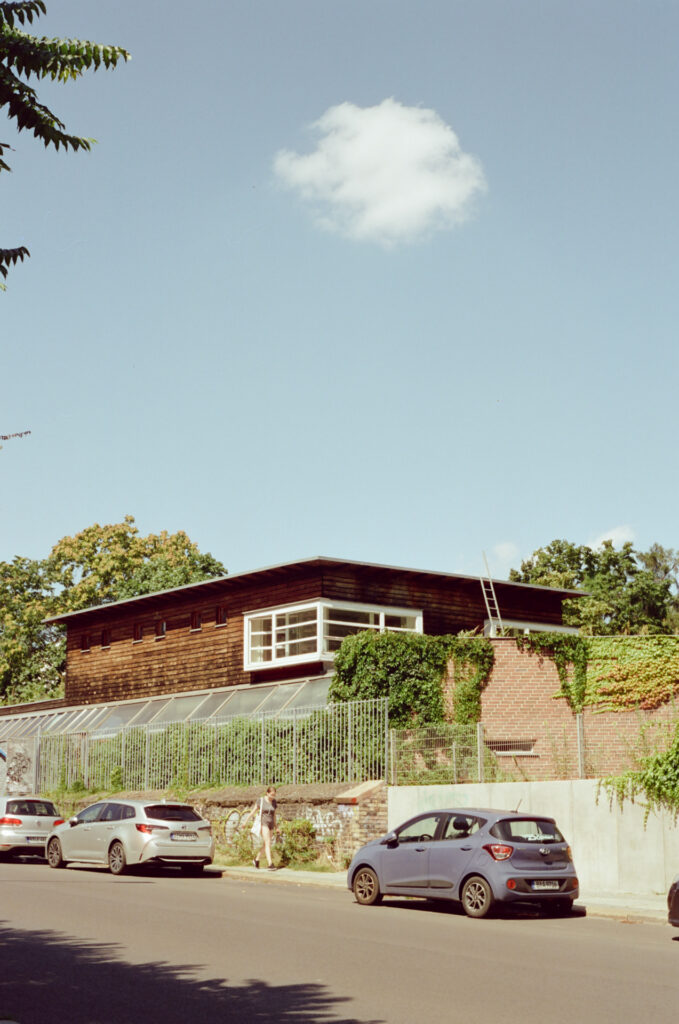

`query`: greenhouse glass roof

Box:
[0,675,332,741]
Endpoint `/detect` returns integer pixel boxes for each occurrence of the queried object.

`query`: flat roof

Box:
[45,554,585,624]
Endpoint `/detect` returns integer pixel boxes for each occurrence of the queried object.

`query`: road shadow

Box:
[0,922,382,1024]
[370,896,585,922]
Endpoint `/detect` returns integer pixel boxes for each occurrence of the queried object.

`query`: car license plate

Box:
[170,832,197,841]
[532,880,560,891]
[26,836,44,843]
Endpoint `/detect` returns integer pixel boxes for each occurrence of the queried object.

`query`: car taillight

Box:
[53,819,64,827]
[566,846,573,862]
[483,843,513,861]
[135,823,168,834]
[0,817,22,827]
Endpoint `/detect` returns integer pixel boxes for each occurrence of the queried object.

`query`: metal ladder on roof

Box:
[480,552,504,637]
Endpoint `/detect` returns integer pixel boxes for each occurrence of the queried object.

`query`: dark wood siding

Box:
[60,562,572,705]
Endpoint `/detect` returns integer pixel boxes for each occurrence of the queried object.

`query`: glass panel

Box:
[44,711,82,733]
[188,692,233,720]
[216,687,273,718]
[274,637,317,658]
[75,707,110,731]
[78,708,114,732]
[324,608,377,626]
[0,717,27,738]
[152,694,208,724]
[384,614,418,630]
[20,716,54,736]
[132,699,170,725]
[257,683,304,713]
[285,677,331,709]
[92,703,146,732]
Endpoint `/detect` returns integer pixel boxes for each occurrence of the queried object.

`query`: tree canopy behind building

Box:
[0,517,226,705]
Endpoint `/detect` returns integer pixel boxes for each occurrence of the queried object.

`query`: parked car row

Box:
[1,795,214,875]
[3,794,678,927]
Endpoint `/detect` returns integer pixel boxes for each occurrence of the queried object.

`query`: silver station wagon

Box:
[46,799,214,875]
[0,796,64,857]
[347,807,579,918]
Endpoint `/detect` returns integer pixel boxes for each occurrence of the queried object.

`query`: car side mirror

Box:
[69,816,79,827]
[381,830,398,846]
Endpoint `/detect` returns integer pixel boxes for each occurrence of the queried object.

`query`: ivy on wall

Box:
[515,634,589,712]
[585,636,679,711]
[329,632,494,728]
[515,634,679,714]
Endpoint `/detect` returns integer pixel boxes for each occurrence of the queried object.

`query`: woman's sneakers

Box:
[267,865,277,871]
[252,858,259,869]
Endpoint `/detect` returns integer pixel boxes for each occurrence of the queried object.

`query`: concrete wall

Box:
[388,780,679,897]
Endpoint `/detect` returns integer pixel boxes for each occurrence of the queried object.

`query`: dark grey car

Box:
[668,874,679,927]
[347,807,579,918]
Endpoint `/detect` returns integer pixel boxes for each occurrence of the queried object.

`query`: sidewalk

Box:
[219,865,669,924]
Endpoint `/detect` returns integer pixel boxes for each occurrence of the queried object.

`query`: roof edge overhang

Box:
[44,555,587,625]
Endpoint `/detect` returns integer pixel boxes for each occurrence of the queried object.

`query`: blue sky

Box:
[2,0,678,580]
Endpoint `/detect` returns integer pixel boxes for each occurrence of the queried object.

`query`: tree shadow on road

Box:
[0,922,382,1024]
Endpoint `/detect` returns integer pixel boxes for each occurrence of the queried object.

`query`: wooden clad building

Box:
[45,557,582,707]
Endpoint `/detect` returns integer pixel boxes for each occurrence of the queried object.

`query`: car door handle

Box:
[415,846,427,852]
[460,846,472,851]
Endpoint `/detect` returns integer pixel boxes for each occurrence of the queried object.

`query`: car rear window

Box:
[6,800,58,817]
[490,818,565,843]
[144,804,201,822]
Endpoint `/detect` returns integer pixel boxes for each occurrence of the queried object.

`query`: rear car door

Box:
[381,813,445,892]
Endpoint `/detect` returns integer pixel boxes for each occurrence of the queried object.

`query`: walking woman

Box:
[243,786,280,870]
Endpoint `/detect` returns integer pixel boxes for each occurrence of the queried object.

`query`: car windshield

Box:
[491,818,565,843]
[6,800,58,816]
[144,804,201,822]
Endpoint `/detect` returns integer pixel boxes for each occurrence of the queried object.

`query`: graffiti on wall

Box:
[0,740,35,796]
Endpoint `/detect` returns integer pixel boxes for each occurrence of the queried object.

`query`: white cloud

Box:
[587,525,636,550]
[273,98,486,245]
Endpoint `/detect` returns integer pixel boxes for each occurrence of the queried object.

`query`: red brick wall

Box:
[444,639,677,781]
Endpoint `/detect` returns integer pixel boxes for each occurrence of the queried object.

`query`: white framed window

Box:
[244,599,423,671]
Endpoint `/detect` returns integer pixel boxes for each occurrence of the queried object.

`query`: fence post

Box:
[390,730,396,785]
[144,725,150,791]
[82,733,89,788]
[121,729,126,787]
[452,742,457,784]
[293,711,297,786]
[384,698,390,784]
[260,714,266,785]
[476,722,485,784]
[576,713,586,778]
[347,701,353,782]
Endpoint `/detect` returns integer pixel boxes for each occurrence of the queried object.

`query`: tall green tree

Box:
[0,517,227,705]
[0,0,129,286]
[509,538,675,635]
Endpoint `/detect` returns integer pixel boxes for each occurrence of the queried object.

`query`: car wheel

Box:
[461,875,494,919]
[108,841,127,876]
[47,838,65,869]
[353,866,382,906]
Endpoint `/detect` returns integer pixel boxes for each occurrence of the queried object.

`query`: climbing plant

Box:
[329,631,494,728]
[585,636,679,711]
[602,722,679,820]
[515,633,589,712]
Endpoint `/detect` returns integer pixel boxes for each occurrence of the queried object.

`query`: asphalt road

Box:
[1,860,677,1024]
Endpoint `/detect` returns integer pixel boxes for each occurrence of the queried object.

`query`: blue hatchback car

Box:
[347,807,578,918]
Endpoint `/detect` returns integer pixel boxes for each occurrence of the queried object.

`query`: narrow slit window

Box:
[215,606,227,626]
[133,622,144,643]
[155,620,167,640]
[101,629,111,649]
[190,610,202,632]
[80,634,90,653]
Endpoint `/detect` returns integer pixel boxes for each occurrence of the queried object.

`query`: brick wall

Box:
[444,639,677,781]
